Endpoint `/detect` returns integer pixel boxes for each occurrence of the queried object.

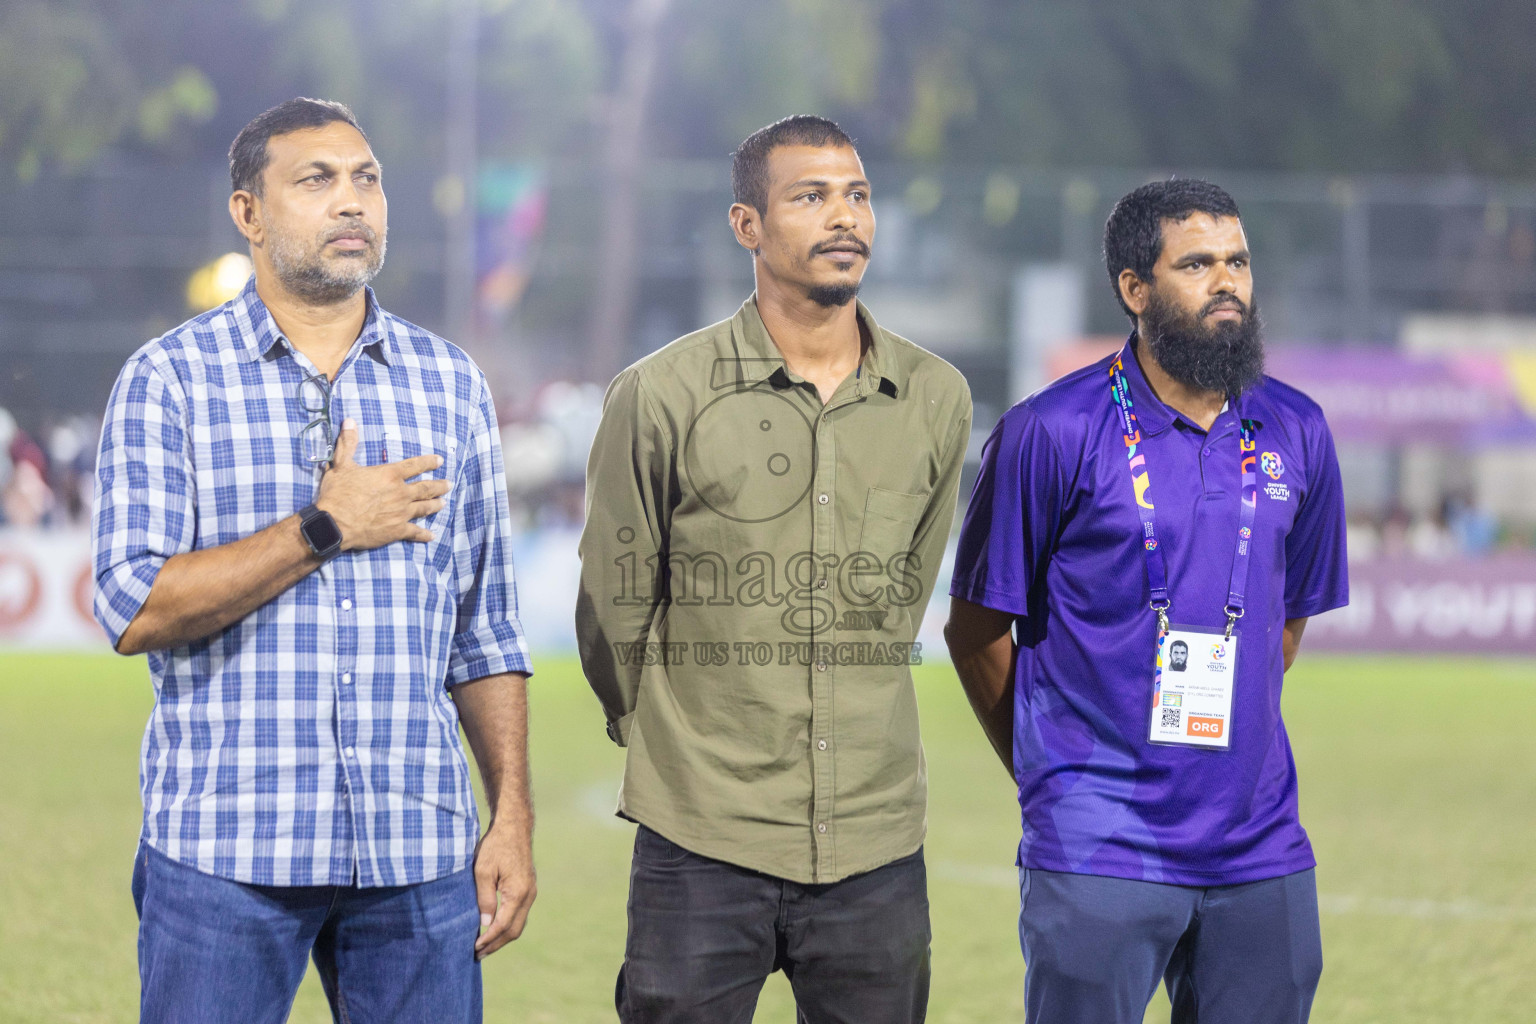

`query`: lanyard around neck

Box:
[1107,348,1258,639]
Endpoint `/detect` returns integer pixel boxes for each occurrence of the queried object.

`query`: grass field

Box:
[1,652,1533,1023]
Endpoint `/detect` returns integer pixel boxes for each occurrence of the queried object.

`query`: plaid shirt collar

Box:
[229,276,394,366]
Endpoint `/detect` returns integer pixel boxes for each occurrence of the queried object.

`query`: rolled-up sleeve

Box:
[446,372,534,686]
[91,354,196,649]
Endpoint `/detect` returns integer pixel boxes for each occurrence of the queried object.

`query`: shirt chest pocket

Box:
[371,426,461,528]
[857,486,927,561]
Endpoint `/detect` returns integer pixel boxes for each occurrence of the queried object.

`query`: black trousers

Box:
[616,826,931,1024]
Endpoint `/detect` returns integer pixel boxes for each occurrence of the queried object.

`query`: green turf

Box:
[1,653,1533,1022]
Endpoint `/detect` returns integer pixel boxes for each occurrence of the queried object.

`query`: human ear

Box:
[729,203,762,256]
[229,190,264,247]
[1118,268,1150,316]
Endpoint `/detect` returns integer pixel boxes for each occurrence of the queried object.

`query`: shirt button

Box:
[817,578,828,590]
[343,746,355,758]
[341,673,352,685]
[818,739,828,751]
[817,493,829,505]
[817,823,828,834]
[340,598,353,611]
[815,661,827,672]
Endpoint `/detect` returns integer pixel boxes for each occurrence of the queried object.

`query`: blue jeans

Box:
[1018,867,1323,1024]
[131,842,482,1024]
[617,826,931,1023]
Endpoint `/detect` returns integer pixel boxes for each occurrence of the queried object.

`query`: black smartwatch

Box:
[298,504,344,561]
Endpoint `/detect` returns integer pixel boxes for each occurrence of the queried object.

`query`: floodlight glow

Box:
[186,252,253,310]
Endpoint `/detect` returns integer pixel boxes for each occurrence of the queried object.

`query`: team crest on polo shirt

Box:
[1261,451,1291,500]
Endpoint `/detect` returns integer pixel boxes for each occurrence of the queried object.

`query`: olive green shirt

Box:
[576,296,972,883]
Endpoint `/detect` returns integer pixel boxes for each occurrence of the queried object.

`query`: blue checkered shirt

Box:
[92,278,534,887]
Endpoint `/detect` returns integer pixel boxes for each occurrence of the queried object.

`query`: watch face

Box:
[304,510,343,553]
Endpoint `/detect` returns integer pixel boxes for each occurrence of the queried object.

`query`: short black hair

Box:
[1103,179,1241,321]
[731,115,857,215]
[229,98,367,196]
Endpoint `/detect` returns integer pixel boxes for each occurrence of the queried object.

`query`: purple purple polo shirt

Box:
[951,336,1348,886]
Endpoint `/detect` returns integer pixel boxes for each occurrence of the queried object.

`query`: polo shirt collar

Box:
[1118,333,1177,436]
[725,294,906,398]
[230,276,392,366]
[1119,332,1256,437]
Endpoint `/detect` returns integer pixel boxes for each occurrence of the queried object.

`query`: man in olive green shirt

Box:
[578,115,971,1023]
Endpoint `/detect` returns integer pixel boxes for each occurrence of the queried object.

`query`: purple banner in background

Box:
[1307,556,1536,654]
[1051,341,1536,446]
[1264,347,1536,445]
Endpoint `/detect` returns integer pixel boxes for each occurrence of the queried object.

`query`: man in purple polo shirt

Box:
[945,179,1347,1024]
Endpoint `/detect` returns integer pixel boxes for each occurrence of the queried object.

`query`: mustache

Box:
[324,224,379,245]
[1201,294,1248,317]
[812,234,870,259]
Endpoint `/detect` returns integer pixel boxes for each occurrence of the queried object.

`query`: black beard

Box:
[805,281,860,308]
[1141,289,1265,396]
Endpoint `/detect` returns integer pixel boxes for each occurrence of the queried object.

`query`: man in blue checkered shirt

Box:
[91,98,535,1023]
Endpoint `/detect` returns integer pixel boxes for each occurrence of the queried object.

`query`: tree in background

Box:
[11,1,1536,178]
[6,0,1536,378]
[0,1,216,180]
[0,0,600,180]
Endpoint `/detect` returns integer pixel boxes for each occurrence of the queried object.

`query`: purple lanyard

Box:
[1108,350,1258,639]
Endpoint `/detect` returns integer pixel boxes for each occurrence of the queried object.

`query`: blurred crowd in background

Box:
[0,387,605,534]
[7,390,1535,563]
[0,407,98,530]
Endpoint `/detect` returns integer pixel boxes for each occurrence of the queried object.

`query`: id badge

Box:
[1149,625,1237,749]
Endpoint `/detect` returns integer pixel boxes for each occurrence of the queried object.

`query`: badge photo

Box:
[1150,626,1237,750]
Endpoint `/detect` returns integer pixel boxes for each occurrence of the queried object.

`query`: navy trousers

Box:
[617,826,931,1024]
[1018,867,1322,1024]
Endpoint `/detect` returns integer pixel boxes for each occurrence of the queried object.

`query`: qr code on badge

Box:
[1160,708,1181,729]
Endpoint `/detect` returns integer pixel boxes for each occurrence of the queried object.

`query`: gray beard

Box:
[267,230,386,305]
